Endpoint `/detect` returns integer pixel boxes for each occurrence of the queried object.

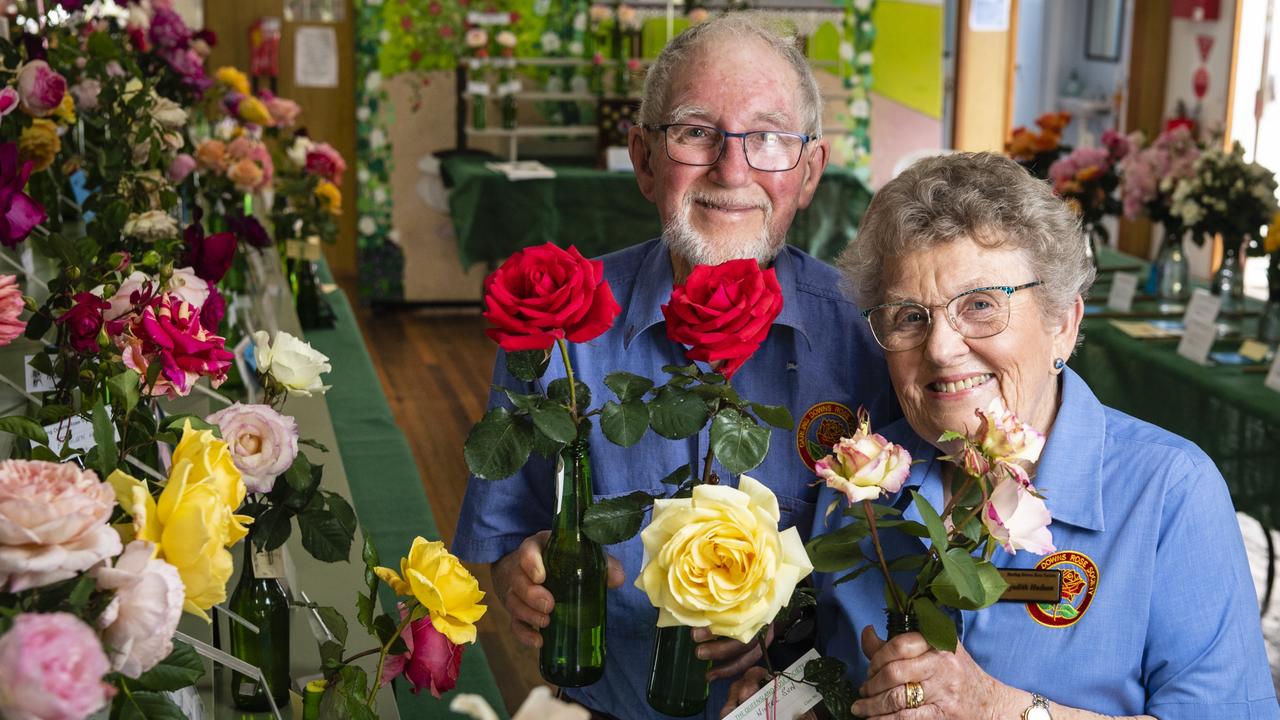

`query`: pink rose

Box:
[0,612,113,720]
[982,478,1054,555]
[0,460,122,592]
[206,403,299,493]
[0,87,18,119]
[120,293,234,398]
[0,274,25,347]
[814,408,911,503]
[304,142,346,183]
[226,135,254,161]
[69,77,101,111]
[91,540,185,678]
[167,152,197,184]
[167,266,209,310]
[972,399,1045,467]
[103,270,154,324]
[16,61,67,118]
[265,96,301,127]
[380,603,464,698]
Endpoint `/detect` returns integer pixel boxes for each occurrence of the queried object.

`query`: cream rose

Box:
[0,460,122,592]
[972,398,1046,466]
[814,409,911,504]
[122,210,179,242]
[634,475,812,643]
[253,330,332,397]
[151,93,188,129]
[92,540,185,677]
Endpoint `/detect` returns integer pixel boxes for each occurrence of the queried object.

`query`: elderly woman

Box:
[721,152,1276,719]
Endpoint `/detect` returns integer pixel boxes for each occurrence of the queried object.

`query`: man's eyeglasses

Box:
[860,281,1044,352]
[643,123,815,172]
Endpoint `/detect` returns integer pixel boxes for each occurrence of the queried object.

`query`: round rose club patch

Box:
[1027,551,1099,628]
[796,402,855,471]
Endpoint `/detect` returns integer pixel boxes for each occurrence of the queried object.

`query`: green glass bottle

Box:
[229,542,291,711]
[539,434,606,687]
[646,625,710,716]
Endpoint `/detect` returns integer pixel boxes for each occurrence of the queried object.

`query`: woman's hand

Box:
[850,624,1008,719]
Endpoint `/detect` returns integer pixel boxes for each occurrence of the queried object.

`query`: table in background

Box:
[1072,251,1280,527]
[442,156,872,269]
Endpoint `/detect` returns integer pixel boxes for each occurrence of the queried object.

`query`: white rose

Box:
[287,136,314,167]
[253,330,332,397]
[123,210,179,241]
[568,41,584,57]
[541,32,561,52]
[166,267,209,310]
[103,271,152,322]
[151,93,188,129]
[838,41,854,61]
[91,541,185,678]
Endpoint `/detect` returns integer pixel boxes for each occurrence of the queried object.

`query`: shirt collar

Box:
[620,239,812,349]
[881,367,1106,533]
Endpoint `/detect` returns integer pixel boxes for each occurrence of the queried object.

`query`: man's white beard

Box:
[663,189,782,267]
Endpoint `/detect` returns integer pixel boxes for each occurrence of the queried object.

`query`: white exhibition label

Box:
[23,355,57,393]
[466,81,491,97]
[1266,353,1280,394]
[1176,319,1217,365]
[467,11,513,25]
[1106,272,1139,312]
[1182,288,1222,327]
[44,408,119,455]
[724,649,824,720]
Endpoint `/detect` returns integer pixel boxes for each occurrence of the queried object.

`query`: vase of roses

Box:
[1049,130,1130,268]
[1006,111,1072,181]
[1118,126,1201,300]
[801,401,1054,716]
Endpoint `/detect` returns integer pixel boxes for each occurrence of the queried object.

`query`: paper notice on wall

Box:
[969,0,1010,32]
[294,26,338,88]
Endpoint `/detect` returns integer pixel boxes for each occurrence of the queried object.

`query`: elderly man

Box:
[452,14,899,718]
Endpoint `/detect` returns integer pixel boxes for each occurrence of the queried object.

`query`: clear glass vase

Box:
[1151,229,1190,301]
[1258,253,1280,344]
[1211,235,1247,314]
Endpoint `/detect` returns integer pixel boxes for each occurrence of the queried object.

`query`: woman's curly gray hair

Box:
[838,152,1095,321]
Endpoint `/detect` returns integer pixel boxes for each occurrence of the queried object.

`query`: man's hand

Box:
[691,623,775,682]
[491,531,626,648]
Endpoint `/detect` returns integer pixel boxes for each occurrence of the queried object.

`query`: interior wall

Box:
[868,0,945,187]
[953,0,1017,152]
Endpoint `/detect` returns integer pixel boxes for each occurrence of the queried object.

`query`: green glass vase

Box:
[539,435,607,687]
[229,542,291,711]
[646,625,710,716]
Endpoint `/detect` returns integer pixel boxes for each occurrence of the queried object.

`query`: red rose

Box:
[56,292,110,354]
[662,259,783,380]
[379,605,464,698]
[483,243,621,352]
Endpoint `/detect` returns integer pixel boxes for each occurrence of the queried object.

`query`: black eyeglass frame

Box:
[642,122,817,172]
[859,280,1045,351]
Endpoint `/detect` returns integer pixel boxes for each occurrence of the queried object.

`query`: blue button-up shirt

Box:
[814,368,1278,718]
[453,238,900,719]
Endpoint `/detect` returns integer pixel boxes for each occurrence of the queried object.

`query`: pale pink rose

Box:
[166,266,209,310]
[0,87,18,119]
[982,478,1054,555]
[814,408,911,503]
[265,96,301,128]
[105,60,125,78]
[91,540,184,677]
[16,60,67,118]
[103,270,153,323]
[226,135,255,161]
[0,612,113,720]
[167,152,196,183]
[69,78,101,111]
[206,403,299,493]
[972,398,1046,467]
[0,460,121,592]
[0,274,25,347]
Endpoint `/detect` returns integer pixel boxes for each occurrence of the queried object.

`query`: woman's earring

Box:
[1053,357,1066,371]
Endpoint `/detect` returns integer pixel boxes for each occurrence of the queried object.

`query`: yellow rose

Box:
[18,119,60,173]
[1266,213,1280,255]
[215,66,251,95]
[635,475,813,644]
[375,537,486,644]
[315,180,342,216]
[53,94,76,125]
[107,422,251,620]
[237,96,272,126]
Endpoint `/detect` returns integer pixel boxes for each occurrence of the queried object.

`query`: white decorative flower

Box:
[370,128,386,149]
[92,540,185,678]
[253,330,333,397]
[366,71,383,91]
[357,106,371,122]
[374,187,388,204]
[387,229,402,244]
[573,12,587,31]
[838,41,854,61]
[848,99,870,119]
[857,51,874,67]
[359,216,377,235]
[496,30,518,48]
[540,32,561,53]
[854,0,872,12]
[358,167,371,184]
[287,135,315,167]
[379,29,391,43]
[568,41,584,57]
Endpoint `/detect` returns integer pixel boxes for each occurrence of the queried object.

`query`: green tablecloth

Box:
[442,156,872,269]
[307,264,508,718]
[1071,252,1280,527]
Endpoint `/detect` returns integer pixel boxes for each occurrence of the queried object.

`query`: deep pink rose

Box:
[0,87,18,118]
[148,7,192,49]
[200,285,226,331]
[56,291,110,354]
[0,142,45,247]
[167,152,197,184]
[16,61,67,118]
[120,293,234,398]
[0,612,113,720]
[304,142,347,183]
[379,604,464,698]
[0,274,25,347]
[183,215,238,283]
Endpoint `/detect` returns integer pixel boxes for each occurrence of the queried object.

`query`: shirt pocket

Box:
[775,491,817,539]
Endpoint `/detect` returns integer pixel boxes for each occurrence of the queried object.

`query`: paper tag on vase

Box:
[724,649,824,720]
[252,547,287,580]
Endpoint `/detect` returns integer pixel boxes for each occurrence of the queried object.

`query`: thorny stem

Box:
[862,499,907,613]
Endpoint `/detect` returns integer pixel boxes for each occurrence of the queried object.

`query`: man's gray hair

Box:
[637,13,823,136]
[838,152,1095,321]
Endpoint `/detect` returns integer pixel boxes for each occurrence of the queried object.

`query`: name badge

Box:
[997,569,1061,603]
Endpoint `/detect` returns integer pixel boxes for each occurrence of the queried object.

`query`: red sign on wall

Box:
[1171,0,1221,21]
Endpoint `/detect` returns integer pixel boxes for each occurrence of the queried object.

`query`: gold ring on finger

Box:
[904,681,925,709]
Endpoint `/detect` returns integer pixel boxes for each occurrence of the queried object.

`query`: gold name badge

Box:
[997,569,1062,603]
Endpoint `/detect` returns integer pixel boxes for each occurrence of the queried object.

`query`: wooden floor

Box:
[346,297,543,713]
